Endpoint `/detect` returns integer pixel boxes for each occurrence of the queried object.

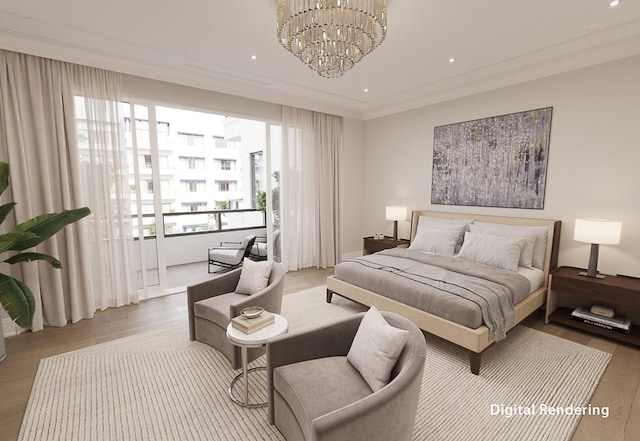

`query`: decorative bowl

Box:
[241,306,264,319]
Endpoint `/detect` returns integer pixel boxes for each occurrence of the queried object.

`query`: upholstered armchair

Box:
[187,261,286,370]
[266,310,426,441]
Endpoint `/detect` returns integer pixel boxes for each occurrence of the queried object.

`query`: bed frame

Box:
[327,210,561,375]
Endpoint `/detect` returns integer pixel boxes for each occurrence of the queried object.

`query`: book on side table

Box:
[570,306,632,334]
[231,311,275,334]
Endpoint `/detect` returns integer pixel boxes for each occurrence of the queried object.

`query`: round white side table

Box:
[226,313,288,408]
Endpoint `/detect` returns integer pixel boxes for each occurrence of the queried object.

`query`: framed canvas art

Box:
[431,107,553,209]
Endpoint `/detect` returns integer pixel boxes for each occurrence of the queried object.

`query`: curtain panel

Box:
[0,50,136,332]
[281,106,342,270]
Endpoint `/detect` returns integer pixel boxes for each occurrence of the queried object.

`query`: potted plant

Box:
[0,161,90,361]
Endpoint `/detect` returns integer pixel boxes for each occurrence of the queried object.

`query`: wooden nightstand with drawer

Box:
[546,266,640,346]
[363,236,410,255]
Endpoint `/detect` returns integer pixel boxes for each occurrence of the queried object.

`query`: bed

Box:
[327,210,561,374]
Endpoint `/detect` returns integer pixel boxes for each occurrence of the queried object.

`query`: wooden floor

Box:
[1,267,638,441]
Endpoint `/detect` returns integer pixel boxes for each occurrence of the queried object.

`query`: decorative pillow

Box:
[456,231,526,272]
[235,258,273,295]
[409,226,461,256]
[470,224,536,268]
[347,306,409,392]
[414,216,472,253]
[473,222,549,269]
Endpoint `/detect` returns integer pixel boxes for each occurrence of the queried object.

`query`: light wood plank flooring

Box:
[0,267,637,441]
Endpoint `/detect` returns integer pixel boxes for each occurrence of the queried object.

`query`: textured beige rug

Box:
[19,286,611,441]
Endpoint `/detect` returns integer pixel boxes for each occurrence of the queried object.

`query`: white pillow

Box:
[347,306,409,392]
[473,222,549,269]
[409,226,460,256]
[456,231,526,272]
[415,216,472,252]
[235,258,273,295]
[470,224,536,268]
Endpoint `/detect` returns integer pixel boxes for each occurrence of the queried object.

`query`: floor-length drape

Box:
[0,50,136,332]
[281,106,342,270]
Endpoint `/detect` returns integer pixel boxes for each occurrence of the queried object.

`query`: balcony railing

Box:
[133,208,265,238]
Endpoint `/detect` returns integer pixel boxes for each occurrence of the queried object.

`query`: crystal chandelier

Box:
[276,0,388,78]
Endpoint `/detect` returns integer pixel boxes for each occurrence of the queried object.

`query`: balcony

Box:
[133,209,269,292]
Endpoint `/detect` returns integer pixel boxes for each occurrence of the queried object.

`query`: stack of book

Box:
[231,311,275,334]
[570,306,632,334]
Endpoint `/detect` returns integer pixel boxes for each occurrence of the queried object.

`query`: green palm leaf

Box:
[0,232,38,254]
[10,207,91,251]
[0,202,16,225]
[0,273,36,329]
[4,252,62,268]
[0,162,9,197]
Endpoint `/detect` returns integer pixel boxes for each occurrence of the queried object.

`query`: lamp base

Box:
[578,271,606,279]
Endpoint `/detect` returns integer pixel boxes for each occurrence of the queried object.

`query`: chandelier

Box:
[276,0,388,78]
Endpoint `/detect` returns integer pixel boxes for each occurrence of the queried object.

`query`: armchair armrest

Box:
[230,274,285,319]
[218,240,242,248]
[187,268,242,340]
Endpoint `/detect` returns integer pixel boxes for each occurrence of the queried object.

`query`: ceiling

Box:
[1,1,639,120]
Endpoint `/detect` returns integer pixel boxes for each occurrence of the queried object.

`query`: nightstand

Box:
[546,266,640,347]
[363,236,410,255]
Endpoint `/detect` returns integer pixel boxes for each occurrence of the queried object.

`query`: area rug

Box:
[19,286,611,441]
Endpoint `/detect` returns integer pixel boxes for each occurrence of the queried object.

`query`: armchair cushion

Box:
[235,258,273,295]
[274,357,372,441]
[193,292,247,328]
[347,306,409,392]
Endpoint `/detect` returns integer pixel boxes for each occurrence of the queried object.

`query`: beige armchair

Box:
[187,262,285,370]
[266,311,426,441]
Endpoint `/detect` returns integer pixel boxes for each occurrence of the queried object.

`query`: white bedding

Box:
[517,266,545,292]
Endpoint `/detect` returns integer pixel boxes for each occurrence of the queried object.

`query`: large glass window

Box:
[90,101,276,295]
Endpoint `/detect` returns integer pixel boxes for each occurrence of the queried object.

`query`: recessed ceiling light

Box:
[250,55,257,60]
[363,88,369,93]
[609,0,620,7]
[448,57,456,64]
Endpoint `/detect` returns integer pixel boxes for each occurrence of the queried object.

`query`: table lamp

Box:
[386,206,407,242]
[573,218,622,279]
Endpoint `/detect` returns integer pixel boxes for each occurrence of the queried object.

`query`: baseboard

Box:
[341,250,362,260]
[2,317,19,337]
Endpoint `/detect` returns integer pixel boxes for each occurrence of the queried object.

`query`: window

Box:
[180,180,206,192]
[181,202,207,212]
[216,159,235,171]
[178,132,204,147]
[251,151,264,208]
[217,181,236,192]
[143,154,152,168]
[179,156,205,170]
[213,136,226,149]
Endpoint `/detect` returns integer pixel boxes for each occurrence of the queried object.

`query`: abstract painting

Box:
[431,107,553,209]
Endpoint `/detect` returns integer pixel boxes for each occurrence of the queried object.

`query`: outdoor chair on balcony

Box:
[208,234,257,273]
[249,230,281,262]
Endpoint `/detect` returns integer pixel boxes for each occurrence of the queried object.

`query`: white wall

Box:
[355,55,640,278]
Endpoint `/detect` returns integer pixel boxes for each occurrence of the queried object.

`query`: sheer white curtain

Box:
[281,106,342,270]
[0,50,136,332]
[71,64,138,310]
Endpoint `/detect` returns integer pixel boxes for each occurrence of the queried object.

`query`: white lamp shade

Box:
[574,219,622,245]
[385,206,407,221]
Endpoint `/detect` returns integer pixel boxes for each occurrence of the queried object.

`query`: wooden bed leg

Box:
[326,289,333,303]
[469,351,482,375]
